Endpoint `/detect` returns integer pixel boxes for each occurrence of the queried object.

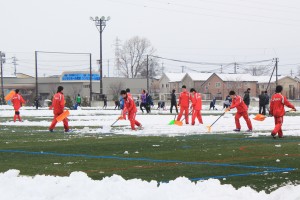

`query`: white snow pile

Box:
[0,170,299,200]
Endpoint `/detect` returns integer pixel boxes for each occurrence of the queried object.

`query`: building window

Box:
[166,84,169,88]
[83,85,90,88]
[215,82,221,88]
[208,82,211,86]
[162,84,164,88]
[237,83,242,88]
[244,83,248,86]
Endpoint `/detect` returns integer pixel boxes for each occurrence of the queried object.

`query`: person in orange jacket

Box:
[121,88,132,120]
[226,90,253,132]
[190,88,203,125]
[49,86,69,132]
[120,90,142,130]
[11,89,26,122]
[270,85,296,139]
[176,85,190,124]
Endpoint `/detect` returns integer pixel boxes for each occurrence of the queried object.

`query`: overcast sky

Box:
[1,0,300,77]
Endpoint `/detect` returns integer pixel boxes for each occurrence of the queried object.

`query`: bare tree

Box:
[243,66,272,76]
[117,36,159,78]
[109,81,124,100]
[70,85,83,99]
[49,84,58,97]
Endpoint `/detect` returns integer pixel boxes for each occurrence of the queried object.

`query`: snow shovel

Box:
[175,110,193,126]
[5,90,15,102]
[253,114,267,121]
[110,116,125,127]
[206,111,227,133]
[168,115,177,125]
[56,110,70,122]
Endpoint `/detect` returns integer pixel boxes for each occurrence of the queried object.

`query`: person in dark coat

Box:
[170,89,178,114]
[265,90,270,114]
[209,97,217,110]
[258,91,267,115]
[145,92,153,113]
[243,88,251,107]
[103,95,107,109]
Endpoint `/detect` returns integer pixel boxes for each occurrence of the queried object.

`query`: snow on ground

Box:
[1,106,300,199]
[1,106,300,137]
[0,170,299,200]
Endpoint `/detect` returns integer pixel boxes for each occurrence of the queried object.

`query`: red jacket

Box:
[11,94,25,111]
[127,93,132,99]
[230,95,248,113]
[124,96,137,113]
[51,92,65,115]
[178,91,190,107]
[190,93,202,111]
[270,93,295,117]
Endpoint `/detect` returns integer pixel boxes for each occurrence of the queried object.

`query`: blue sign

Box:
[62,73,100,81]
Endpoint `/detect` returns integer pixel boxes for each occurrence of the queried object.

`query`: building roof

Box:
[253,76,278,83]
[216,73,257,82]
[164,73,186,82]
[186,73,213,81]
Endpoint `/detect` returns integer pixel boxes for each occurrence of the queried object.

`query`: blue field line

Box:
[0,149,291,172]
[190,168,297,181]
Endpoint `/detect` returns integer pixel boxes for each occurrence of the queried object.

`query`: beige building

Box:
[201,73,257,100]
[256,76,300,99]
[2,72,147,105]
[182,73,213,93]
[158,73,186,100]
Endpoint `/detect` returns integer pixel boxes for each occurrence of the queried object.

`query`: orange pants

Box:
[128,111,141,130]
[192,110,203,125]
[49,114,69,131]
[13,110,22,122]
[272,116,283,137]
[177,106,189,124]
[235,112,252,130]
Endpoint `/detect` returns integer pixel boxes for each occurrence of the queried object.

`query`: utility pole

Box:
[89,53,92,107]
[234,63,237,74]
[90,16,110,96]
[181,66,185,73]
[275,58,279,86]
[0,51,5,104]
[290,69,294,77]
[147,55,149,92]
[35,51,39,109]
[220,65,223,73]
[162,62,164,74]
[12,56,18,76]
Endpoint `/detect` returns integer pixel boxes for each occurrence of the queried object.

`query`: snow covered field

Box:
[0,170,299,200]
[1,105,300,137]
[1,105,300,200]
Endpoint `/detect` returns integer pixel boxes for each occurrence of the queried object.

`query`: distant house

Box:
[158,73,186,100]
[278,76,300,99]
[201,73,257,100]
[255,76,277,96]
[182,73,213,93]
[256,76,299,99]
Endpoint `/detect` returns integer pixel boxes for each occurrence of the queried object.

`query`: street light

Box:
[90,16,110,96]
[0,51,6,104]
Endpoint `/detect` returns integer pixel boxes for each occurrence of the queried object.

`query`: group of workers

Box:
[8,84,296,138]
